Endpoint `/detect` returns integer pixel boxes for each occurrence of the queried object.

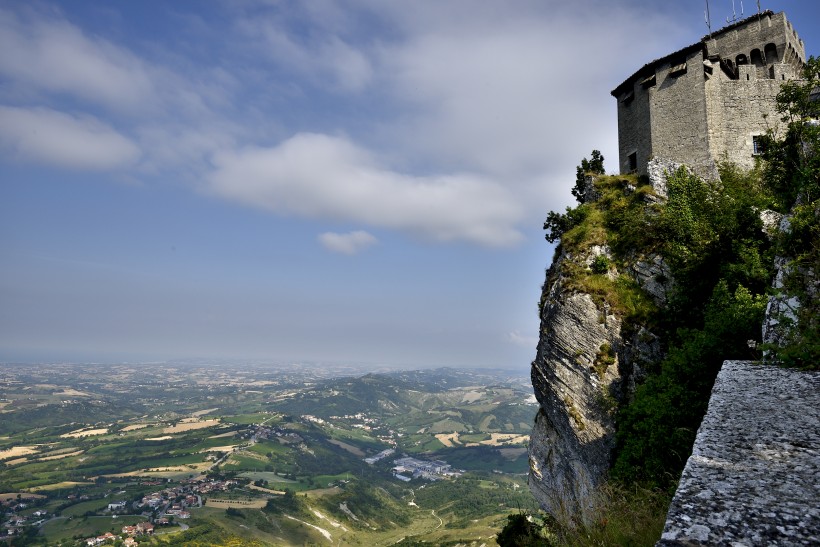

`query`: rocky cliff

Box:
[528,152,816,523]
[528,161,674,519]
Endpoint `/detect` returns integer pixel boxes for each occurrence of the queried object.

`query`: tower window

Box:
[753,135,767,156]
[622,91,634,106]
[628,152,638,172]
[669,62,687,76]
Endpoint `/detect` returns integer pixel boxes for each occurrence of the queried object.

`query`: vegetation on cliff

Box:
[763,56,820,368]
[612,163,773,486]
[544,56,820,491]
[512,56,819,546]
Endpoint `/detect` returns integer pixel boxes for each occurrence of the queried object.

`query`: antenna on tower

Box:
[727,0,745,24]
[705,0,712,35]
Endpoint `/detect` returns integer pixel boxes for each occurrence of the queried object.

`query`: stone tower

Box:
[611,11,805,178]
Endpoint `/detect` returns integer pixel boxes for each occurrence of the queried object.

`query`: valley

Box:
[0,363,539,545]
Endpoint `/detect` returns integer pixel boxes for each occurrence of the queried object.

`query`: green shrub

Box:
[613,282,766,487]
[590,255,610,274]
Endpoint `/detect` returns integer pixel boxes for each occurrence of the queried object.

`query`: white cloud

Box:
[0,106,140,170]
[366,2,692,210]
[0,1,695,244]
[236,14,373,92]
[0,6,248,176]
[208,133,524,247]
[0,7,156,113]
[318,230,378,255]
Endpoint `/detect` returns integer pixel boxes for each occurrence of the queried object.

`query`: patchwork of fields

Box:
[0,363,538,545]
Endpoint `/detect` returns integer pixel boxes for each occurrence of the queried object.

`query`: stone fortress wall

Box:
[612,11,806,178]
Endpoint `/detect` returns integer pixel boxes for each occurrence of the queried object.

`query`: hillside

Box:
[0,364,538,545]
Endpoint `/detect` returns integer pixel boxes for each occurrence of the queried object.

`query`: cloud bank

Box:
[209,133,524,247]
[0,1,694,247]
[0,106,140,170]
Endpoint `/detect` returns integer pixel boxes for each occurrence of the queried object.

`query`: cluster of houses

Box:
[391,456,461,481]
[77,476,243,545]
[249,423,305,446]
[326,413,398,447]
[0,498,47,539]
[84,520,155,546]
[136,476,241,516]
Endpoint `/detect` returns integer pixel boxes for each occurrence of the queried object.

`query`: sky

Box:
[1,1,819,369]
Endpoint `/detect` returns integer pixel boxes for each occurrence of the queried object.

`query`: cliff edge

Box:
[528,164,673,519]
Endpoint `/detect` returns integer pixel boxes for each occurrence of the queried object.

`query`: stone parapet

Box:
[657,360,819,546]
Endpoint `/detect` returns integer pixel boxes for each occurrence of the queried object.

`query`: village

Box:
[1,476,242,544]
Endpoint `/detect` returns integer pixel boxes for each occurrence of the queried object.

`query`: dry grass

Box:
[460,391,484,403]
[0,446,39,460]
[145,436,173,441]
[60,428,108,438]
[103,461,210,479]
[209,431,237,439]
[205,498,268,509]
[544,482,670,546]
[29,481,92,491]
[163,419,220,433]
[0,493,46,501]
[247,484,286,495]
[55,389,90,397]
[121,424,149,432]
[435,433,460,447]
[191,408,219,417]
[327,439,365,457]
[200,445,239,453]
[464,433,529,447]
[38,450,84,461]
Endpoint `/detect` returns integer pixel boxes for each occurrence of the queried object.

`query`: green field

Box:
[0,364,538,546]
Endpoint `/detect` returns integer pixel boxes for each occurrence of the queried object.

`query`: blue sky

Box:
[1,1,818,369]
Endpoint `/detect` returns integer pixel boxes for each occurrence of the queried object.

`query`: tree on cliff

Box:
[496,513,548,546]
[544,150,605,243]
[572,150,605,203]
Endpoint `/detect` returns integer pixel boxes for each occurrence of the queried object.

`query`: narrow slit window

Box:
[628,152,638,172]
[622,91,634,106]
[753,135,766,156]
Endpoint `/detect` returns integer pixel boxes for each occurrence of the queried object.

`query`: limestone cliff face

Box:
[528,252,622,518]
[528,167,671,519]
[528,248,662,518]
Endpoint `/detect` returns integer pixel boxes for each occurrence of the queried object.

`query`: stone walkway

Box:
[657,360,819,546]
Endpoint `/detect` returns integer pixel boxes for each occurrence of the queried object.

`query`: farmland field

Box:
[0,362,538,545]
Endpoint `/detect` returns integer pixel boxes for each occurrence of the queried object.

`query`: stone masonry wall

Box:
[613,11,806,178]
[707,71,786,172]
[648,49,715,179]
[657,361,819,546]
[703,11,805,76]
[615,74,653,175]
